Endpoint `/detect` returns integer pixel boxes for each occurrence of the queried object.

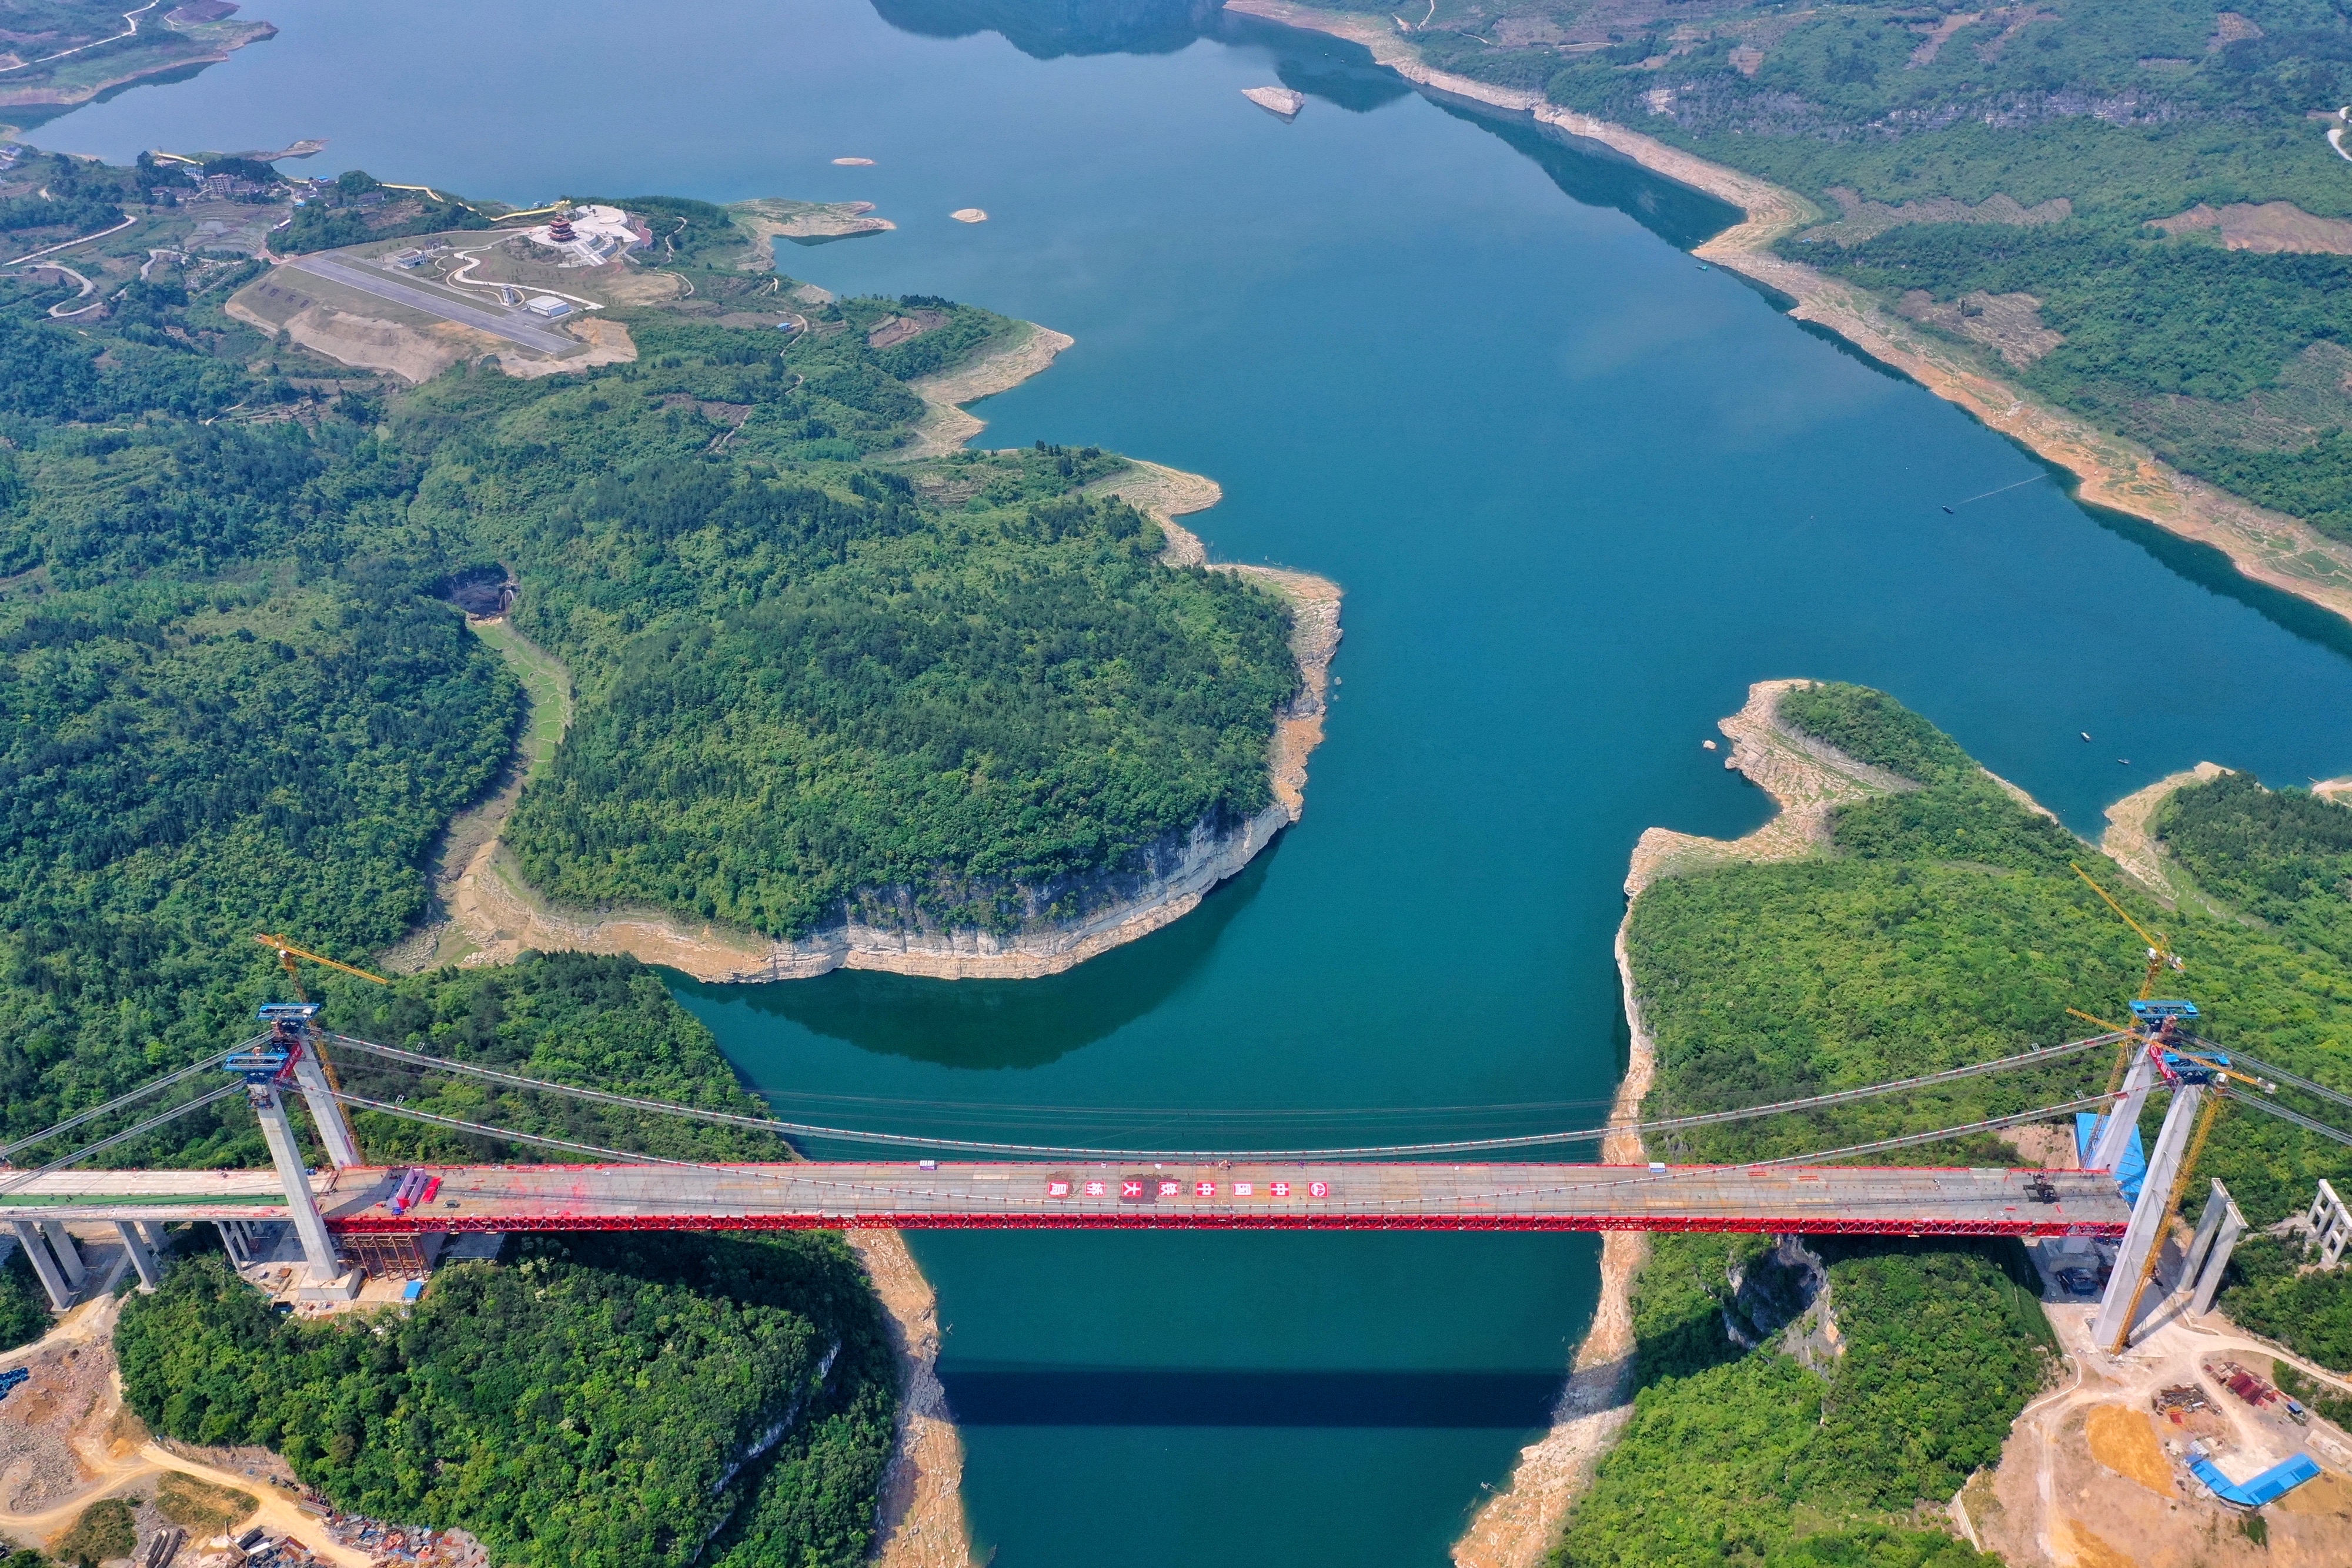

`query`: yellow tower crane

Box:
[254,932,392,1000]
[252,934,389,1132]
[2069,864,2188,1099]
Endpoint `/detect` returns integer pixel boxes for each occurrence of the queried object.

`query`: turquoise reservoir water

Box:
[43,4,2352,1563]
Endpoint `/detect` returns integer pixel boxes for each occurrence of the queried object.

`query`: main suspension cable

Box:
[0,1082,246,1196]
[0,1048,235,1162]
[2232,1090,2352,1151]
[327,1031,2115,1162]
[329,1091,700,1167]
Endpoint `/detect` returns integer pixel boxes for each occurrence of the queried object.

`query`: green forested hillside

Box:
[0,316,520,1161]
[0,175,1301,1156]
[1558,681,2352,1564]
[119,1233,894,1568]
[2156,767,2352,966]
[1558,1239,2041,1568]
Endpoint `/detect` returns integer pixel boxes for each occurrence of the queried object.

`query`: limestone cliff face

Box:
[427,440,1339,984]
[743,802,1292,981]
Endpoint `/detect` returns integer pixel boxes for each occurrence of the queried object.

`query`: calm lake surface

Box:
[43,2,2352,1562]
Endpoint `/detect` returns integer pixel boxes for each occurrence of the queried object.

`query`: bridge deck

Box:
[0,1162,2130,1236]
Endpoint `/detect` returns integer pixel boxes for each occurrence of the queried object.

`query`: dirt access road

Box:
[1975,1296,2352,1566]
[0,1298,369,1565]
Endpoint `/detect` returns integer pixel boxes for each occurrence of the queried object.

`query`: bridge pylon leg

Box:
[8,1222,74,1311]
[2092,1084,2203,1352]
[250,1084,359,1299]
[291,1042,362,1169]
[2089,1047,2159,1174]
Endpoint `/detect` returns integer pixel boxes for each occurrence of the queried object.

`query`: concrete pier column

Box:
[216,1221,247,1266]
[115,1221,163,1291]
[9,1221,73,1311]
[133,1221,165,1251]
[37,1222,85,1289]
[2187,1181,2248,1316]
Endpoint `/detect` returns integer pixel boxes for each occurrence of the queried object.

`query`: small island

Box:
[731,195,897,246]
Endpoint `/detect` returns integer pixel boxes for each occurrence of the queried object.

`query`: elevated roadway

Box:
[0,1161,2133,1236]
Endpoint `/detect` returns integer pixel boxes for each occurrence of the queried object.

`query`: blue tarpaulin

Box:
[2189,1452,2322,1507]
[2076,1112,2148,1203]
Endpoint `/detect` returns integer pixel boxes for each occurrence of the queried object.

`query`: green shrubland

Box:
[48,1499,133,1568]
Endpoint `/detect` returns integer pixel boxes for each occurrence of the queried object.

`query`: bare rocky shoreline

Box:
[1224,0,2352,634]
[1454,676,2110,1562]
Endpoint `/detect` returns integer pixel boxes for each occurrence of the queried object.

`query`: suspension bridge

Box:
[5,998,2348,1352]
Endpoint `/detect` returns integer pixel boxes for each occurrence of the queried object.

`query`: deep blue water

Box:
[39,2,2352,1563]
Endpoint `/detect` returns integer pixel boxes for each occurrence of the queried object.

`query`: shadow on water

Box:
[1428,98,1741,252]
[675,838,1281,1073]
[869,0,1220,58]
[867,0,1732,246]
[941,1366,1562,1427]
[2072,491,2352,664]
[1211,13,1414,113]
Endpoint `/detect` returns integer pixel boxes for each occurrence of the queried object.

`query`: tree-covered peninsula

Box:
[1559,682,2352,1566]
[403,322,1299,939]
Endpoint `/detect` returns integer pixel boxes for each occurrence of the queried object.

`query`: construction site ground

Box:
[1970,1242,2352,1566]
[0,1293,380,1566]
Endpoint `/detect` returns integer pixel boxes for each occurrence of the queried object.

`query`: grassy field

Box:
[467,616,573,788]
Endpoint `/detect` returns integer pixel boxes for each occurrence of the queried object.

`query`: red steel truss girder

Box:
[328,1211,2122,1238]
